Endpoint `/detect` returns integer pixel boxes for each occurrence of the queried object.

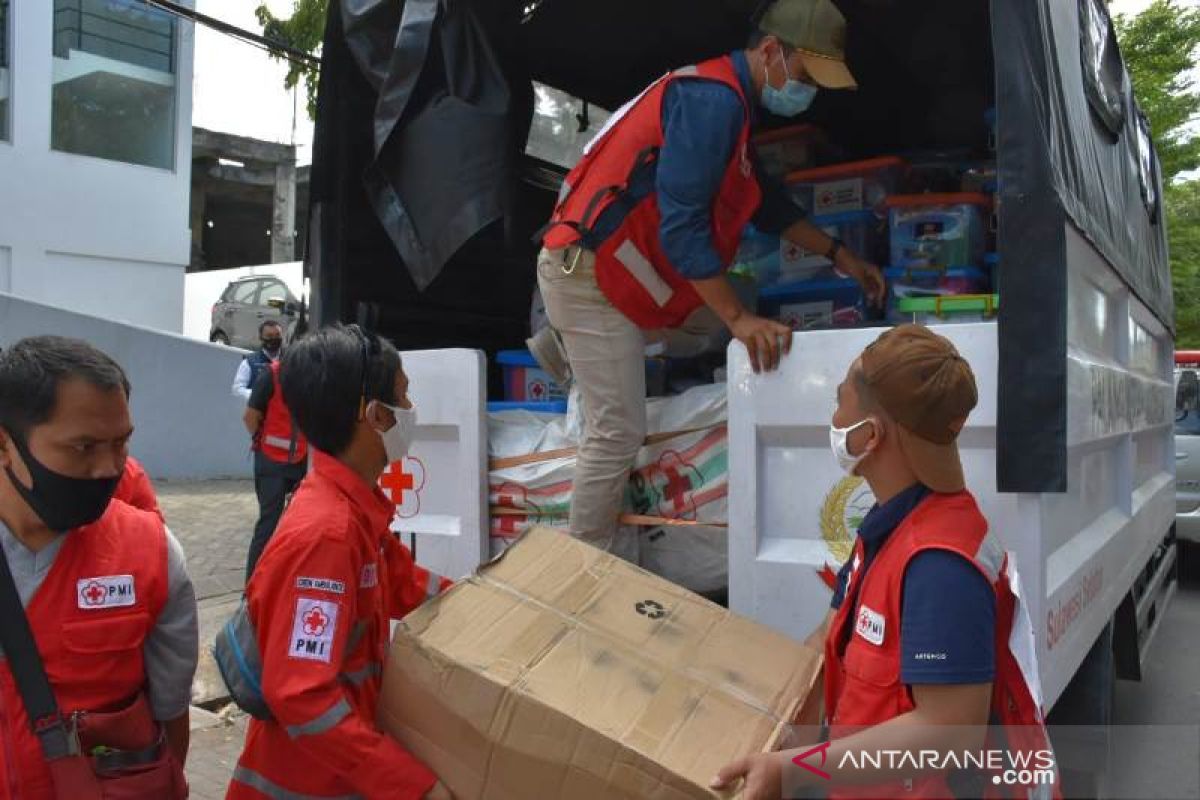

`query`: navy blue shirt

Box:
[586,51,805,279]
[831,484,996,685]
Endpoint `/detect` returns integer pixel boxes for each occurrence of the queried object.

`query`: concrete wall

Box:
[0,2,194,332]
[0,292,252,480]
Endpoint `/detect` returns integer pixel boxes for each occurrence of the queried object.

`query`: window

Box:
[525,82,613,170]
[231,281,260,305]
[1134,108,1160,222]
[259,280,288,307]
[1,0,10,141]
[1176,409,1200,437]
[51,0,177,168]
[1079,0,1128,136]
[1177,370,1200,434]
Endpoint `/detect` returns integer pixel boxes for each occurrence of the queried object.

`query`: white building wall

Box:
[0,1,193,332]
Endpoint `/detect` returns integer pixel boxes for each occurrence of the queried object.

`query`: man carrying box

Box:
[713,325,1059,799]
[225,325,453,800]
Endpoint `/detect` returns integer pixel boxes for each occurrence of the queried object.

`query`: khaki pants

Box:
[536,248,727,560]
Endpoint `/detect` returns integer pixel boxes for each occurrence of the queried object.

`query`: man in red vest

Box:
[536,0,886,556]
[114,454,163,519]
[0,336,198,798]
[243,358,309,579]
[227,324,451,800]
[712,325,1060,799]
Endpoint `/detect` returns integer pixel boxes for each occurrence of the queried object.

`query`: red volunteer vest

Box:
[824,492,1061,799]
[0,501,169,798]
[258,360,308,465]
[542,55,763,329]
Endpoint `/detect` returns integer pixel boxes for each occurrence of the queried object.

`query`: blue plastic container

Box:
[885,266,990,296]
[985,252,1000,294]
[758,277,864,331]
[735,209,881,288]
[885,266,991,323]
[487,400,568,414]
[496,350,566,402]
[885,193,990,271]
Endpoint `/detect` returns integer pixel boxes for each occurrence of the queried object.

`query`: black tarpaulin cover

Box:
[994,0,1171,493]
[340,0,531,291]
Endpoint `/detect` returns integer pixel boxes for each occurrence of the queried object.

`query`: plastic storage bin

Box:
[735,210,882,288]
[885,266,990,297]
[892,294,999,325]
[984,252,1000,293]
[786,156,908,216]
[497,350,567,403]
[487,400,568,414]
[886,193,990,271]
[758,277,864,331]
[885,267,991,323]
[752,124,826,179]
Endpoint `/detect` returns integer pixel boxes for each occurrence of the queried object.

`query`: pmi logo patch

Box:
[77,575,135,609]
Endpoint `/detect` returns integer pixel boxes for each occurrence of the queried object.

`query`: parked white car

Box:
[1174,351,1200,547]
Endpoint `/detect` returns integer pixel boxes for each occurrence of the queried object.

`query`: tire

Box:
[211,330,230,346]
[1179,539,1200,586]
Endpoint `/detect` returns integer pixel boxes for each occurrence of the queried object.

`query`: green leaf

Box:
[255,0,327,122]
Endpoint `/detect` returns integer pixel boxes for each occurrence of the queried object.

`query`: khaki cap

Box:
[759,0,857,89]
[860,325,978,493]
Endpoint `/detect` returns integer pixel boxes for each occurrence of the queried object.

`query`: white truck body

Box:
[728,223,1177,709]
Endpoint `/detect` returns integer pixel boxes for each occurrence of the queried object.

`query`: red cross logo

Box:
[529,380,547,401]
[492,482,541,537]
[380,456,426,519]
[302,605,329,636]
[81,581,107,606]
[654,451,703,520]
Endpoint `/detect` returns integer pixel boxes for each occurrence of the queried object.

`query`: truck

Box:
[305,0,1177,789]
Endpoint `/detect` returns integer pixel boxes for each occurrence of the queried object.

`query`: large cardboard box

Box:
[380,527,822,799]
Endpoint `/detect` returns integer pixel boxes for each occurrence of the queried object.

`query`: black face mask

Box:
[4,433,120,533]
[262,339,282,356]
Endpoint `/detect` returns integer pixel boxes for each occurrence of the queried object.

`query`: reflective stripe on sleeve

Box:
[283,698,352,740]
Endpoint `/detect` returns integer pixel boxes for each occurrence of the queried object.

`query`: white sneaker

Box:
[526,326,572,388]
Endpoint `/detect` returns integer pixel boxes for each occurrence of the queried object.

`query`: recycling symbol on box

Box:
[635,599,666,620]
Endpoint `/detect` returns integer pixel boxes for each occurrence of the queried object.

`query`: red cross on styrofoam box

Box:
[380,455,426,519]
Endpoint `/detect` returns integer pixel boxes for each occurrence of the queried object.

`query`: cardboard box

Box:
[380,527,822,799]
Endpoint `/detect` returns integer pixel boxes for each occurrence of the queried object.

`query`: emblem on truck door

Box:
[818,477,876,590]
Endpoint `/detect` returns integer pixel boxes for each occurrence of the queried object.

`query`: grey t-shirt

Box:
[0,518,199,720]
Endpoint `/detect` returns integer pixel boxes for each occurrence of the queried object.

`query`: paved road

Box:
[1109,551,1200,799]
[157,478,255,601]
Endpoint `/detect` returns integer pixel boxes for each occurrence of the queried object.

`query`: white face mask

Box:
[829,418,875,475]
[375,402,417,464]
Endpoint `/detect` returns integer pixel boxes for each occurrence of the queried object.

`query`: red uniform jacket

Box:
[542,55,762,329]
[113,455,162,519]
[256,361,308,466]
[227,450,449,800]
[825,491,1061,799]
[0,502,169,798]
